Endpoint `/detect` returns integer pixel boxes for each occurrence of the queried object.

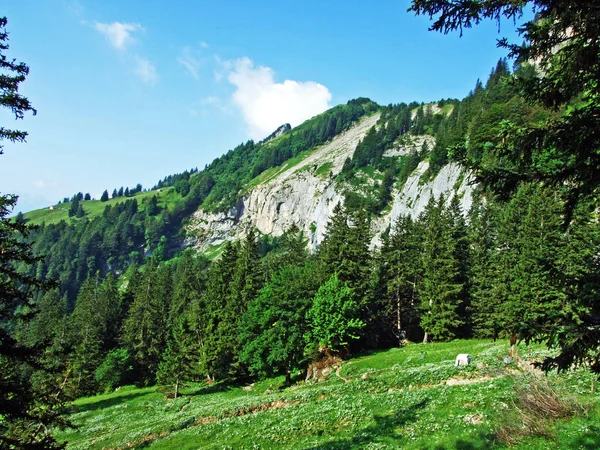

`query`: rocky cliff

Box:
[187,114,474,253]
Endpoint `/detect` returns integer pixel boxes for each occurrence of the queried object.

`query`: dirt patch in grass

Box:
[116,430,169,449]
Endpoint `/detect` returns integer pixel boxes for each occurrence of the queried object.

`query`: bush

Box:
[495,375,589,445]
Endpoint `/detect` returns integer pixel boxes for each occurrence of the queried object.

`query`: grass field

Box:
[22,187,176,226]
[55,339,600,449]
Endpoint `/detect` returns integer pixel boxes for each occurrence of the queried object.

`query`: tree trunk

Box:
[285,370,291,386]
[396,292,402,347]
[174,378,179,399]
[423,332,429,344]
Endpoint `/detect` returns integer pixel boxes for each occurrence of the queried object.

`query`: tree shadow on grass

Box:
[183,381,234,396]
[570,425,600,450]
[432,433,497,450]
[70,390,154,413]
[305,398,430,449]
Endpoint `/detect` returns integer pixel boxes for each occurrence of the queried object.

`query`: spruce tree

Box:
[447,195,471,336]
[501,185,565,341]
[200,241,239,380]
[0,18,65,446]
[122,261,171,384]
[468,195,501,338]
[69,276,104,394]
[221,230,264,376]
[377,214,422,345]
[419,195,463,342]
[157,317,198,398]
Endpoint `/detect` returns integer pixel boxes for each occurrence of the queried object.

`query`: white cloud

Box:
[177,47,201,79]
[200,41,209,48]
[225,57,332,140]
[94,21,143,50]
[32,179,58,189]
[134,56,158,85]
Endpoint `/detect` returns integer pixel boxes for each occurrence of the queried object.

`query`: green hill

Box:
[22,188,176,226]
[55,339,600,449]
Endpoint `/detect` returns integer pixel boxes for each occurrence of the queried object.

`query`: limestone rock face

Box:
[187,113,475,254]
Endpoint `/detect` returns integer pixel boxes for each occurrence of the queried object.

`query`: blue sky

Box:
[1,0,529,213]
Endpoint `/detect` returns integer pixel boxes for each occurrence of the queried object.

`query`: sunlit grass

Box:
[55,339,600,449]
[23,187,176,226]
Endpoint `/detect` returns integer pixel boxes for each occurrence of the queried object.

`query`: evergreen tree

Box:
[500,185,566,341]
[222,230,264,376]
[377,214,422,345]
[169,249,205,328]
[69,196,80,217]
[68,273,122,394]
[121,261,171,384]
[319,203,372,303]
[447,195,471,336]
[0,17,65,448]
[419,195,463,342]
[157,317,198,398]
[200,241,239,380]
[100,190,109,202]
[468,195,501,338]
[542,200,600,374]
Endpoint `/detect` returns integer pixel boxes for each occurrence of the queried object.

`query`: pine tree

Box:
[200,241,239,380]
[157,317,198,398]
[121,261,171,384]
[378,214,422,345]
[0,17,65,447]
[468,195,501,338]
[100,190,109,202]
[419,195,464,342]
[447,195,471,336]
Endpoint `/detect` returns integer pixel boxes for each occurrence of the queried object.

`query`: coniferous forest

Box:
[2,1,600,448]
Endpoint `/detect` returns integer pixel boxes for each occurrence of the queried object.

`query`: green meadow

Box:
[56,339,600,449]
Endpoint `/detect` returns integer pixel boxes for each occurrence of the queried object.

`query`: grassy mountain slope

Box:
[56,339,599,449]
[22,188,176,226]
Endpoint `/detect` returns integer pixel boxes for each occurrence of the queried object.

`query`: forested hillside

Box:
[4,1,600,447]
[7,56,597,406]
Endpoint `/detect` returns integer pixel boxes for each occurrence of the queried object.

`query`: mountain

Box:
[186,112,474,254]
[17,60,515,307]
[20,96,469,272]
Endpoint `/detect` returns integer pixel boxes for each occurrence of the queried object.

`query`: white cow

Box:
[455,353,471,366]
